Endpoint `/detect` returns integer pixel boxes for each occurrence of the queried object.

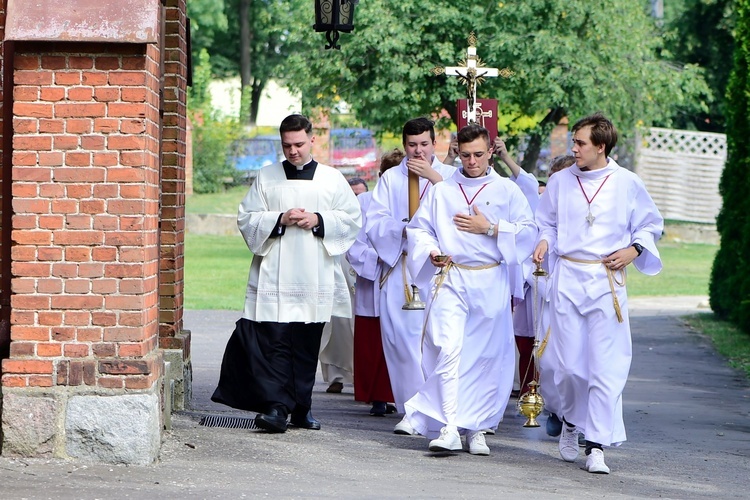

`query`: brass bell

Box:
[517,381,545,428]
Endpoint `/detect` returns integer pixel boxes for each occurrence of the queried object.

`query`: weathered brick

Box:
[28,376,55,387]
[2,376,28,387]
[38,311,64,326]
[98,377,124,389]
[51,327,76,342]
[10,342,35,357]
[2,359,53,374]
[55,102,106,118]
[14,102,53,118]
[40,87,65,101]
[50,295,103,310]
[99,358,152,375]
[37,343,62,357]
[64,344,89,358]
[67,87,94,101]
[64,311,91,326]
[66,118,93,134]
[54,71,82,85]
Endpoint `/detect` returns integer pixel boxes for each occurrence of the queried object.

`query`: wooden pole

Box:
[408,171,419,219]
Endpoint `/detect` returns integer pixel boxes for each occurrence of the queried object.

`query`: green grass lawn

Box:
[184,236,717,310]
[185,233,250,311]
[627,242,717,296]
[186,185,249,215]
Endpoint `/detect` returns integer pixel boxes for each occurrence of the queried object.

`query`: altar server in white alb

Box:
[533,113,663,474]
[405,124,537,455]
[212,114,361,434]
[365,117,456,435]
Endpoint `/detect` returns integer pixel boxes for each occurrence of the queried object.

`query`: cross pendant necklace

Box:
[459,183,489,215]
[577,174,611,227]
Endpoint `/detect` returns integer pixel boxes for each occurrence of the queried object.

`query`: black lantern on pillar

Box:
[313,0,359,50]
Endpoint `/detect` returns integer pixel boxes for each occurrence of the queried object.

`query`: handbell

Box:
[402,285,426,310]
[517,381,545,428]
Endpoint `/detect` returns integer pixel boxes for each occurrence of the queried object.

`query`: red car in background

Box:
[329,128,379,181]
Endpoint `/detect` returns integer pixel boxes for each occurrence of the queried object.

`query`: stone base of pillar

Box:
[2,387,162,465]
[161,330,192,411]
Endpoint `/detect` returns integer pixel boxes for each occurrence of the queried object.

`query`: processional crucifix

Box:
[431,32,513,125]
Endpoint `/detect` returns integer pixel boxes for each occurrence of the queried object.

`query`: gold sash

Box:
[560,255,625,323]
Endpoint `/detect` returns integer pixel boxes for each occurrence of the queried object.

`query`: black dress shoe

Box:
[289,410,321,430]
[255,408,288,433]
[370,401,387,417]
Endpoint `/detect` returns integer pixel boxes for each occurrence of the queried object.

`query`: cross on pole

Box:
[432,32,513,124]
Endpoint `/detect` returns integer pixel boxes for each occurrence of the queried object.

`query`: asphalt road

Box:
[1,296,748,499]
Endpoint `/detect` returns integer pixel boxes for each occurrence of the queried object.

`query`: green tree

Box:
[282,1,710,171]
[189,0,308,126]
[664,0,735,132]
[710,0,750,331]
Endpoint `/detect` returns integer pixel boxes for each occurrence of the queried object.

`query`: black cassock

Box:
[211,319,325,414]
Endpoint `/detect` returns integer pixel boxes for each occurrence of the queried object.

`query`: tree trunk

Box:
[250,78,265,127]
[239,0,252,125]
[520,106,567,173]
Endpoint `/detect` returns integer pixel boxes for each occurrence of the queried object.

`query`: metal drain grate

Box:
[199,414,259,430]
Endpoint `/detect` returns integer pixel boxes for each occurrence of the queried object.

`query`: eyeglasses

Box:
[458,151,487,159]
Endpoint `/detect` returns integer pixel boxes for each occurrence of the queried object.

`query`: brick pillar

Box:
[0,43,164,463]
[159,0,191,411]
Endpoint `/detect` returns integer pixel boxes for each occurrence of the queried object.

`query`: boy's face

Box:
[458,137,491,178]
[403,131,435,162]
[571,125,605,170]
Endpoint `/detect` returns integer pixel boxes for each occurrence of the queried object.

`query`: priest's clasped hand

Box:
[453,205,491,235]
[282,208,318,230]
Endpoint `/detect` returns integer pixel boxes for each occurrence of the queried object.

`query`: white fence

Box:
[635,127,725,224]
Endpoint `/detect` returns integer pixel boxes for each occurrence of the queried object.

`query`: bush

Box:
[710,0,750,332]
[189,48,244,194]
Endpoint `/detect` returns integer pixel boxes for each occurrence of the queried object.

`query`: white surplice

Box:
[238,162,362,323]
[319,256,356,383]
[535,158,663,447]
[404,168,537,437]
[365,157,456,411]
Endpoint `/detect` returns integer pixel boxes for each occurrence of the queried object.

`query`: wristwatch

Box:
[486,223,496,237]
[632,243,644,256]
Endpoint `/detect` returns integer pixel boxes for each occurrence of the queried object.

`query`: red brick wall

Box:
[159,0,188,352]
[1,43,163,389]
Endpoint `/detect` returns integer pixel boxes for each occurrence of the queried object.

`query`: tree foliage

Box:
[710,0,750,331]
[188,0,308,125]
[280,0,710,170]
[663,0,735,132]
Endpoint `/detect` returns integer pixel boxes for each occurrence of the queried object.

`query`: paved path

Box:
[2,296,749,499]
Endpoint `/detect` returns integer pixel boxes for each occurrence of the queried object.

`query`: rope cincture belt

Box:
[421,260,502,348]
[378,251,404,290]
[560,255,625,323]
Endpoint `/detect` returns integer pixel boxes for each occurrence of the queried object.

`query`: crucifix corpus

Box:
[432,32,512,129]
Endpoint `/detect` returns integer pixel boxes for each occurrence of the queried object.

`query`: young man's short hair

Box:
[348,177,368,191]
[380,148,405,174]
[456,124,490,147]
[572,113,618,157]
[280,114,313,135]
[402,117,435,144]
[549,155,576,175]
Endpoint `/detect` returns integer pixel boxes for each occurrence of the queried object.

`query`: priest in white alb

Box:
[211,114,361,434]
[533,113,663,474]
[404,124,537,455]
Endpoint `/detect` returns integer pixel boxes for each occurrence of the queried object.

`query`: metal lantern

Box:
[313,0,358,50]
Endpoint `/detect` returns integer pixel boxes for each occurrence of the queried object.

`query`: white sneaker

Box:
[559,425,579,462]
[428,426,462,452]
[465,430,490,456]
[393,416,416,435]
[584,448,610,474]
[482,427,496,435]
